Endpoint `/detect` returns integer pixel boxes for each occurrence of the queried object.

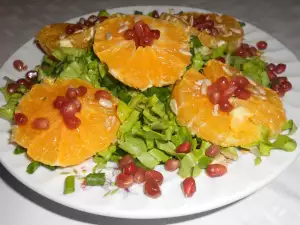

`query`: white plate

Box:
[0,5,300,219]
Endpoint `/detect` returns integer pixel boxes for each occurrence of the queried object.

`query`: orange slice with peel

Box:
[171,60,286,147]
[93,15,191,90]
[12,79,120,167]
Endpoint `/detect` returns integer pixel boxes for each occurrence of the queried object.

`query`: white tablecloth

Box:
[1,0,300,224]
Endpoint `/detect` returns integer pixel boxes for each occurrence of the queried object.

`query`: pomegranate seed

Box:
[32,117,49,130]
[118,154,134,168]
[234,48,245,57]
[206,164,227,177]
[116,173,134,189]
[256,41,268,50]
[123,162,137,175]
[7,83,20,94]
[14,113,28,126]
[275,63,286,74]
[234,88,251,100]
[209,91,221,105]
[60,101,78,117]
[215,76,229,91]
[66,25,75,35]
[84,20,93,27]
[63,115,81,129]
[72,99,82,112]
[176,141,191,154]
[231,76,250,88]
[278,77,288,84]
[222,85,237,99]
[210,27,218,36]
[207,84,218,96]
[277,87,286,97]
[248,46,257,56]
[267,70,277,80]
[205,145,221,157]
[219,99,233,112]
[145,170,164,185]
[53,96,67,109]
[16,78,28,86]
[142,24,151,37]
[216,57,225,63]
[134,167,147,184]
[134,20,145,38]
[267,63,276,71]
[144,179,161,198]
[88,15,99,23]
[182,177,196,198]
[281,81,292,92]
[66,88,78,100]
[164,159,180,171]
[241,43,249,49]
[25,70,38,81]
[152,10,159,19]
[141,36,153,46]
[13,60,24,72]
[76,86,87,97]
[95,90,111,101]
[124,29,136,40]
[151,30,160,39]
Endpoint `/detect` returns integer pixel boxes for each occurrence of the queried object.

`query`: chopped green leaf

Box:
[64,175,75,194]
[98,10,109,17]
[14,146,26,155]
[26,161,41,174]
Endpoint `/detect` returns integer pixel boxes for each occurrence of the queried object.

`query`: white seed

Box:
[105,32,112,40]
[212,104,219,116]
[255,85,266,96]
[222,66,233,75]
[253,94,267,100]
[222,31,233,37]
[189,16,194,26]
[118,25,128,33]
[212,153,227,166]
[195,80,204,86]
[200,79,212,95]
[179,48,191,56]
[245,76,257,86]
[217,40,226,47]
[230,27,242,34]
[170,99,178,115]
[99,98,113,108]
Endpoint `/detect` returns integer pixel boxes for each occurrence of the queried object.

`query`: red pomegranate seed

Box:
[256,41,268,50]
[206,164,227,177]
[134,167,147,184]
[222,85,238,99]
[53,96,68,109]
[72,99,82,112]
[209,91,221,105]
[267,63,276,71]
[278,77,288,84]
[66,88,78,100]
[25,70,38,81]
[145,170,164,185]
[151,30,160,39]
[13,60,24,72]
[76,86,87,97]
[152,10,159,19]
[66,25,75,35]
[215,76,229,91]
[144,179,161,198]
[219,99,233,112]
[234,88,251,100]
[207,84,218,96]
[231,76,250,88]
[216,57,225,63]
[142,24,151,36]
[95,90,111,101]
[32,117,49,130]
[63,115,81,129]
[116,173,134,189]
[60,101,78,117]
[164,159,180,171]
[141,36,153,47]
[241,43,249,49]
[182,177,196,198]
[123,162,138,175]
[234,48,245,57]
[14,113,28,126]
[248,46,257,56]
[124,29,136,40]
[176,141,191,154]
[267,70,277,80]
[281,81,292,92]
[84,20,93,27]
[205,145,221,157]
[16,78,28,86]
[118,155,134,168]
[7,83,20,94]
[275,63,286,74]
[134,20,145,38]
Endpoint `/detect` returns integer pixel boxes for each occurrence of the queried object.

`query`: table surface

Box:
[1,0,300,224]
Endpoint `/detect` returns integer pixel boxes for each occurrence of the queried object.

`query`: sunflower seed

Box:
[118,25,128,33]
[230,27,242,34]
[99,98,113,108]
[170,99,178,115]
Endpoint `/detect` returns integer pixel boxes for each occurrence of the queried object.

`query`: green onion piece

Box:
[192,53,204,71]
[26,161,41,174]
[97,145,116,161]
[117,101,133,122]
[128,94,146,109]
[118,110,140,135]
[93,155,107,169]
[14,146,26,155]
[156,140,177,155]
[178,126,192,143]
[43,164,57,171]
[255,156,262,165]
[146,139,155,149]
[98,10,109,17]
[131,121,142,136]
[147,95,159,107]
[179,153,197,178]
[98,63,107,78]
[134,10,143,15]
[64,176,75,194]
[142,127,166,140]
[198,155,212,169]
[211,44,227,59]
[150,121,168,130]
[137,152,160,169]
[164,126,174,141]
[118,136,147,156]
[85,173,106,186]
[190,35,202,48]
[151,101,165,118]
[282,120,297,135]
[239,21,246,27]
[143,108,158,122]
[259,142,273,156]
[272,135,297,152]
[171,133,183,147]
[192,164,202,178]
[199,140,211,152]
[148,148,170,162]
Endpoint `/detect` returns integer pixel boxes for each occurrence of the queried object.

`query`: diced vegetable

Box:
[85,173,106,186]
[64,176,75,194]
[26,161,41,174]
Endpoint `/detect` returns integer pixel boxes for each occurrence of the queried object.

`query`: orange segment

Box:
[12,79,120,167]
[93,15,191,90]
[172,61,286,147]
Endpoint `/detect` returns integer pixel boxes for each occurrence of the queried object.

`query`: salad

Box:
[0,9,297,199]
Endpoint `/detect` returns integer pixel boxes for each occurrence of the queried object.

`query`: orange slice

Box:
[12,79,120,167]
[171,60,286,147]
[93,15,191,90]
